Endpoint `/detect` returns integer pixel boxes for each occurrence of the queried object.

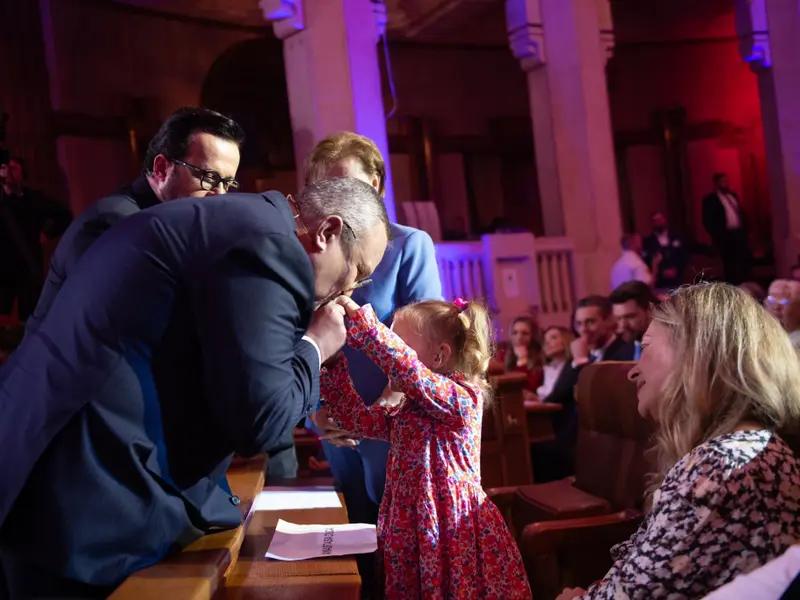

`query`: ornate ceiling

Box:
[110,0,504,41]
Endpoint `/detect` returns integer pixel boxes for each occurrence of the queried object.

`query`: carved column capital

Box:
[373,0,388,39]
[506,0,546,71]
[260,0,305,40]
[600,30,615,65]
[735,0,771,70]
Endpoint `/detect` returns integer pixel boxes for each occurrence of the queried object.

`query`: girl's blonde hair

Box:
[648,282,800,489]
[395,299,494,400]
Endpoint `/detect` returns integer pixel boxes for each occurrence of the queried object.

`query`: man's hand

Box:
[306,303,347,363]
[570,336,590,363]
[334,295,361,318]
[309,409,358,449]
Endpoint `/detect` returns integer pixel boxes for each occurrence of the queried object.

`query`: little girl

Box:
[320,297,531,599]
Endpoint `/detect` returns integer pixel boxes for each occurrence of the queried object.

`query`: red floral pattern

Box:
[321,305,531,599]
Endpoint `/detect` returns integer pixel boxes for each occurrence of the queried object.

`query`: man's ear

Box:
[151,154,172,184]
[312,215,345,251]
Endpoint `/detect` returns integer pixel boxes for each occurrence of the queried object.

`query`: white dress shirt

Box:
[717,191,742,230]
[610,250,653,290]
[536,361,566,399]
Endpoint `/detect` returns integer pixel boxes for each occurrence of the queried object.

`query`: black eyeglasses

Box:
[171,159,239,192]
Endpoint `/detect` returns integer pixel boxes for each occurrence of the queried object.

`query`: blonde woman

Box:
[558,283,800,600]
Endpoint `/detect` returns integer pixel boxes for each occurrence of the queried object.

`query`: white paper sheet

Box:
[266,519,378,561]
[252,487,343,512]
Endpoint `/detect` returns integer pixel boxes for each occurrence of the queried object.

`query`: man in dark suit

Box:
[702,173,751,284]
[0,156,72,319]
[536,295,635,481]
[0,177,390,597]
[25,106,245,335]
[641,211,688,290]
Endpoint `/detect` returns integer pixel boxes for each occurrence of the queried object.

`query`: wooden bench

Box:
[110,456,267,600]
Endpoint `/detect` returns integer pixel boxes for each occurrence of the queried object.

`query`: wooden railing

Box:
[435,234,580,335]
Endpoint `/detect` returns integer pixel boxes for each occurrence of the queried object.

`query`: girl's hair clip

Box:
[453,297,468,311]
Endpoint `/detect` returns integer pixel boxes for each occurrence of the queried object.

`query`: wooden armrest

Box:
[520,509,642,555]
[485,486,519,508]
[110,455,267,600]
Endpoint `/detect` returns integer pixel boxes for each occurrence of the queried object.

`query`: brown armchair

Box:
[488,361,654,532]
[519,509,643,599]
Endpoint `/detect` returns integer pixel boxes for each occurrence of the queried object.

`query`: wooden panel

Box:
[481,373,534,488]
[111,455,267,600]
[624,145,668,235]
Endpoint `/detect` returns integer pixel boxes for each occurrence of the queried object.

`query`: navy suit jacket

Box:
[26,176,160,335]
[0,192,319,586]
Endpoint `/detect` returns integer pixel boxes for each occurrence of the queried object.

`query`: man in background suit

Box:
[0,178,390,597]
[26,106,244,335]
[536,295,635,481]
[304,132,442,597]
[0,156,72,320]
[702,173,751,284]
[642,211,688,290]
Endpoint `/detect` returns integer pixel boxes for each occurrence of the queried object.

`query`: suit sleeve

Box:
[397,229,443,304]
[193,233,319,457]
[543,363,581,406]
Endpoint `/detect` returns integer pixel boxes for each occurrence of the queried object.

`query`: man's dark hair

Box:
[576,295,612,319]
[609,280,659,310]
[713,172,727,185]
[142,107,245,175]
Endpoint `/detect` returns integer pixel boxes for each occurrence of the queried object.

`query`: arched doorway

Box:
[201,36,296,192]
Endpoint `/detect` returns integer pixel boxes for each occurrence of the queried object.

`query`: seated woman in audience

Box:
[492,315,544,393]
[766,279,800,349]
[320,297,531,599]
[557,282,800,600]
[535,326,575,400]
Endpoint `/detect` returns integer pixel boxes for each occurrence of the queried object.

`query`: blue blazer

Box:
[0,192,319,586]
[343,223,442,406]
[26,176,161,336]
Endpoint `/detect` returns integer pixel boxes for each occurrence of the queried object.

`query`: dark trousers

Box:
[0,275,40,320]
[0,552,114,600]
[716,231,751,285]
[322,439,390,598]
[266,444,299,482]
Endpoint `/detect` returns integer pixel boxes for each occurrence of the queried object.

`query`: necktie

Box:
[634,341,642,361]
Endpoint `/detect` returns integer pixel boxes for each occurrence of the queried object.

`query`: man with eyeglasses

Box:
[24,106,244,335]
[0,177,390,596]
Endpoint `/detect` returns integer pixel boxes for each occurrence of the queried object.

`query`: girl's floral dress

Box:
[321,305,531,599]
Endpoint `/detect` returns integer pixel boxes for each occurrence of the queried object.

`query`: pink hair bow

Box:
[453,297,468,311]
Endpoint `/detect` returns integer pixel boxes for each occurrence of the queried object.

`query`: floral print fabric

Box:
[321,305,531,599]
[581,430,800,599]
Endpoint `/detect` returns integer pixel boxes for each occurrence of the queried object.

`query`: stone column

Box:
[262,0,396,221]
[736,0,800,276]
[506,0,622,294]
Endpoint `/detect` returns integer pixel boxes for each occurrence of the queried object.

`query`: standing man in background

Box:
[26,107,244,335]
[0,157,72,320]
[610,233,652,290]
[702,173,751,284]
[642,211,688,290]
[306,132,442,597]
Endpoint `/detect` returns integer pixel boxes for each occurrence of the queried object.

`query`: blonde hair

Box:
[395,300,494,402]
[648,283,800,489]
[303,132,386,198]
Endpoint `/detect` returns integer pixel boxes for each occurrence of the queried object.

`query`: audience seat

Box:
[488,362,653,533]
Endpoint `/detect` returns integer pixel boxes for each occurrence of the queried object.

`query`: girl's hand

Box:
[335,295,361,318]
